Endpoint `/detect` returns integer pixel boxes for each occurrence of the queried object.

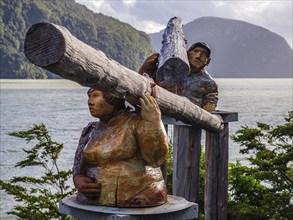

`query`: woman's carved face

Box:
[87,90,115,118]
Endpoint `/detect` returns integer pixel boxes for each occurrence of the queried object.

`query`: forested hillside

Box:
[0,0,154,79]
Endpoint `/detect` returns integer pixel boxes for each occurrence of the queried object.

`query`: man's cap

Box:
[188,42,211,57]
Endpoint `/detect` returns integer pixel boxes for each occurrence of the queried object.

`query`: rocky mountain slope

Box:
[150,17,292,78]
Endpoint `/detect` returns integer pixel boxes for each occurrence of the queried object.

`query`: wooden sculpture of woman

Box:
[72,88,168,207]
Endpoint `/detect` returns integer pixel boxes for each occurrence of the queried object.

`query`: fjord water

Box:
[0,78,292,217]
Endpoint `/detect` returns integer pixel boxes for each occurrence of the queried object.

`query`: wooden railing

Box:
[163,111,238,220]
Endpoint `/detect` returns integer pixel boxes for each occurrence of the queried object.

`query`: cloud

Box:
[75,0,292,47]
[219,1,293,47]
[123,0,136,7]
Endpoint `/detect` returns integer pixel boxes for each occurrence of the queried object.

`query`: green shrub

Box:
[228,111,293,219]
[0,124,75,219]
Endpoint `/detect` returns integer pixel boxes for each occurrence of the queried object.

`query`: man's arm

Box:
[202,81,219,111]
[138,53,159,80]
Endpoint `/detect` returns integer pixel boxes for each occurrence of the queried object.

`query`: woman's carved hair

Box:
[87,88,125,110]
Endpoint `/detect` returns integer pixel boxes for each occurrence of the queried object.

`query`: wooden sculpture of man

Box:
[72,88,168,207]
[139,42,219,111]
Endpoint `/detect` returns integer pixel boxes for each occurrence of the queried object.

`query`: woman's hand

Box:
[73,175,101,197]
[139,94,161,127]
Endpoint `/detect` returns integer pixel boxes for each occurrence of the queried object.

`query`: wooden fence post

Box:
[172,125,202,204]
[160,124,169,183]
[204,111,238,220]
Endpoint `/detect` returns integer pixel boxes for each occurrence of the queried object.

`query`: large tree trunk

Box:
[24,22,223,133]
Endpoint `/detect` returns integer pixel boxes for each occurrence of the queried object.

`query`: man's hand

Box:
[139,94,161,127]
[203,104,216,112]
[73,175,101,197]
[138,53,159,79]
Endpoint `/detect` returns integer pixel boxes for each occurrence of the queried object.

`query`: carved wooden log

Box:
[156,17,190,87]
[24,22,223,133]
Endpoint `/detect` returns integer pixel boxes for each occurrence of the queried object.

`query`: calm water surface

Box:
[0,78,292,218]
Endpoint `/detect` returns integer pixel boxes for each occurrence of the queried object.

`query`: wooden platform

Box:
[59,195,198,220]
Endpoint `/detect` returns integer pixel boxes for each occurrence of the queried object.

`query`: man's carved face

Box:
[187,47,211,73]
[87,90,115,118]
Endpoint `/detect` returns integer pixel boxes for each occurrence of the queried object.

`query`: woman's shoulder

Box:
[121,109,142,122]
[116,109,144,126]
[81,121,98,137]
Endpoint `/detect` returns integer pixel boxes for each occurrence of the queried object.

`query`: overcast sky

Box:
[75,0,292,48]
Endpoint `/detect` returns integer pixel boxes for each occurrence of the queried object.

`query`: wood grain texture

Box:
[205,123,229,220]
[156,17,189,87]
[24,22,223,133]
[172,126,202,204]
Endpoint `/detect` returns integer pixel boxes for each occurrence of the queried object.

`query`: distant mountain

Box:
[150,17,293,78]
[0,0,154,79]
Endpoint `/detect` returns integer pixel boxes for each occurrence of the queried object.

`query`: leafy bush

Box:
[228,111,293,219]
[0,124,75,219]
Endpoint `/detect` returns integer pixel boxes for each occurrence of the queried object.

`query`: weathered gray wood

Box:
[204,111,238,220]
[205,125,228,220]
[172,125,202,204]
[24,22,224,133]
[213,111,238,123]
[59,195,198,220]
[160,124,169,184]
[156,17,190,87]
